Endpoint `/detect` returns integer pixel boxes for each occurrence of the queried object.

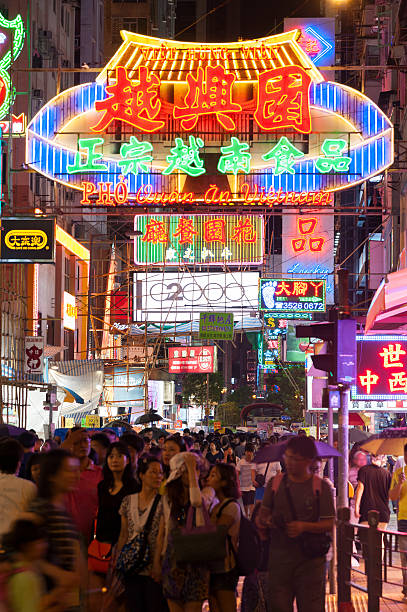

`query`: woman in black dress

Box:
[96,441,139,546]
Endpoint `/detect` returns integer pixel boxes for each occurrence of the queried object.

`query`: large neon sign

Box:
[134,214,263,266]
[353,336,407,400]
[26,31,393,205]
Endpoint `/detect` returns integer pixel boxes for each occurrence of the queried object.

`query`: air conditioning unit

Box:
[33,89,44,98]
[40,30,52,39]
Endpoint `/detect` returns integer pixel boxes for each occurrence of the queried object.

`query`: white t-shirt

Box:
[256,461,281,486]
[0,473,37,538]
[236,458,256,492]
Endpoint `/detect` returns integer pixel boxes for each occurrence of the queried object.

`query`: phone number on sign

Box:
[273,302,325,311]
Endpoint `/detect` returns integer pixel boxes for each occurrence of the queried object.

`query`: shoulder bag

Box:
[173,503,228,564]
[116,494,161,577]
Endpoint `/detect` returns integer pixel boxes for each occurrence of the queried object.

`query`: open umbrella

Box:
[134,411,163,425]
[254,439,341,463]
[103,419,133,431]
[0,424,27,438]
[139,427,170,439]
[349,428,369,443]
[361,428,407,456]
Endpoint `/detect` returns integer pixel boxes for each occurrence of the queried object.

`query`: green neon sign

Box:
[66,135,353,177]
[0,12,25,122]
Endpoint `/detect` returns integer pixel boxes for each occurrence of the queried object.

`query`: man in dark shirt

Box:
[355,454,391,528]
[258,436,335,612]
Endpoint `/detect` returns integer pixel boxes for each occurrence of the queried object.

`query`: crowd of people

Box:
[0,424,405,611]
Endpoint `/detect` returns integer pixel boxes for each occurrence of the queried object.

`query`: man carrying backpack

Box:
[257,436,335,612]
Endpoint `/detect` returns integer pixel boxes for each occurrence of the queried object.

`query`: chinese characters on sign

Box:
[168,346,216,374]
[354,338,407,399]
[90,65,311,136]
[134,215,263,266]
[259,278,326,313]
[199,313,234,340]
[24,337,44,375]
[69,133,351,180]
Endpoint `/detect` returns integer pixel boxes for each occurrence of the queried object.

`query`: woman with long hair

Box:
[162,435,186,478]
[115,455,167,612]
[96,442,139,546]
[207,463,241,612]
[158,452,216,612]
[29,449,83,611]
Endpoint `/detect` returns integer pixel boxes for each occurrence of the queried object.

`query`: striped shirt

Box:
[29,498,78,572]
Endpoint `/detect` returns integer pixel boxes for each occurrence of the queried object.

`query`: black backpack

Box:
[216,499,261,576]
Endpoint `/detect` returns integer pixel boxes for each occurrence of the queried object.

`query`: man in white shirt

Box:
[0,438,37,539]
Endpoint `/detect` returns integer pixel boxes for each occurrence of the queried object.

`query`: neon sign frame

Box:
[0,12,25,122]
[25,30,394,203]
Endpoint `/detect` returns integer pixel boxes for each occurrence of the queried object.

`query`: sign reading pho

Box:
[0,218,55,263]
[199,313,234,340]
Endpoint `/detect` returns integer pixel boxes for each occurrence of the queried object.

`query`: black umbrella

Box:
[103,419,133,431]
[135,411,163,425]
[139,427,170,439]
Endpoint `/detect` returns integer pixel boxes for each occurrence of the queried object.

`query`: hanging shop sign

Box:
[259,278,326,313]
[199,312,234,340]
[282,213,334,304]
[258,336,282,369]
[264,312,312,325]
[0,12,25,122]
[168,346,216,374]
[133,271,259,322]
[0,217,55,263]
[134,214,263,266]
[63,292,77,330]
[26,31,393,206]
[24,336,44,375]
[353,336,407,400]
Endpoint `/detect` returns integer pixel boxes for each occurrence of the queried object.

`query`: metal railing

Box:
[337,507,406,611]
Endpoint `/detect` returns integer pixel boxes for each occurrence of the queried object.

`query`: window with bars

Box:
[112,17,147,44]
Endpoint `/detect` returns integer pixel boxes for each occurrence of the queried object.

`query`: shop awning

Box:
[365,268,407,333]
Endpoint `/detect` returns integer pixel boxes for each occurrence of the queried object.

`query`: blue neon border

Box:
[352,335,407,401]
[26,79,393,195]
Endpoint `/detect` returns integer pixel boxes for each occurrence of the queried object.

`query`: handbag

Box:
[116,494,161,577]
[255,463,270,487]
[88,539,112,574]
[284,477,331,559]
[173,503,228,564]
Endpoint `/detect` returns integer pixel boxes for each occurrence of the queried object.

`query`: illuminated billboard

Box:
[259,278,326,313]
[26,31,393,207]
[282,213,334,304]
[134,214,263,265]
[168,346,216,373]
[133,271,259,322]
[353,336,407,400]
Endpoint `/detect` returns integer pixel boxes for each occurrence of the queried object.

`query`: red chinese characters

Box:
[91,66,165,133]
[254,66,312,133]
[291,217,325,254]
[172,219,199,245]
[173,65,242,131]
[204,219,226,243]
[358,342,407,395]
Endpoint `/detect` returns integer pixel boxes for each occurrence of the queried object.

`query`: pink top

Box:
[65,461,102,543]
